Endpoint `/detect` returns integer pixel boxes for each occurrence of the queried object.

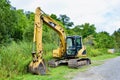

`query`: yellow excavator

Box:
[29,7,91,75]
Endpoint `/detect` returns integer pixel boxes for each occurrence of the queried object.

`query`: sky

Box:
[10,0,120,34]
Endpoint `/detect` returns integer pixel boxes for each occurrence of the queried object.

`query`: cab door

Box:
[66,37,76,57]
[76,37,82,52]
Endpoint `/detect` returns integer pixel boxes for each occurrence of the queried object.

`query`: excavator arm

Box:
[29,7,66,75]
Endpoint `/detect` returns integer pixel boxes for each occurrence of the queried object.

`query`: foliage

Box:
[95,31,115,48]
[58,14,74,28]
[113,28,120,49]
[12,9,29,41]
[0,0,116,50]
[0,0,35,43]
[23,12,34,41]
[0,0,16,43]
[0,41,32,79]
[83,35,95,46]
[80,23,96,38]
[50,14,59,21]
[86,46,109,57]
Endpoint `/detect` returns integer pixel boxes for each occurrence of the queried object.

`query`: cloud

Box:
[10,0,120,34]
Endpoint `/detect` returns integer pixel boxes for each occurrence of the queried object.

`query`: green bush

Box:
[86,46,109,57]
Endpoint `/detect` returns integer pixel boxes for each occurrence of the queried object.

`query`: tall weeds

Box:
[0,41,58,79]
[0,41,32,79]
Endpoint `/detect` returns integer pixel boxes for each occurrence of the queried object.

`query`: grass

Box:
[5,64,92,80]
[0,41,119,80]
[91,53,119,60]
[0,41,32,80]
[10,66,75,80]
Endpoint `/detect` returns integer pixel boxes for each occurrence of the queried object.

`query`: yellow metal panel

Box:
[34,7,43,59]
[76,45,86,57]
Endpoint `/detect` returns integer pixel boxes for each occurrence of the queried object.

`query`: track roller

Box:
[68,58,91,68]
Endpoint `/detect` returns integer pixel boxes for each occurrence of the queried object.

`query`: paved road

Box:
[72,56,120,80]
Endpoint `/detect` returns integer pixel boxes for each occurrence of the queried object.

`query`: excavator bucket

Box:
[29,59,47,75]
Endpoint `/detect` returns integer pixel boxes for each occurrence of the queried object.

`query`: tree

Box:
[23,12,34,41]
[95,31,115,48]
[73,23,96,38]
[74,25,84,34]
[13,9,29,41]
[50,14,58,21]
[113,28,120,48]
[0,0,17,43]
[58,14,74,28]
[0,0,33,43]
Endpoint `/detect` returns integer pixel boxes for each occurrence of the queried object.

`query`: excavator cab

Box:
[66,36,84,58]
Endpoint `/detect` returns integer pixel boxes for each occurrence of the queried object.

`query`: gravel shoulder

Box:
[72,56,120,80]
